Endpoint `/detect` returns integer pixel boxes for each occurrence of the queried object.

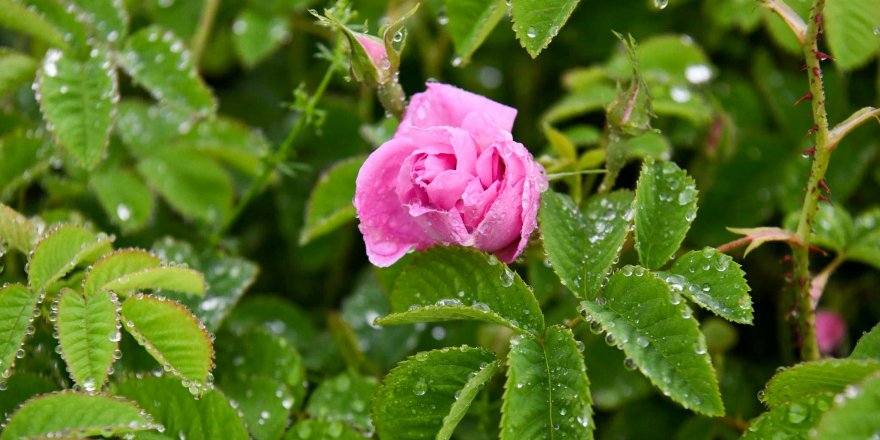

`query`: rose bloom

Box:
[354,83,547,267]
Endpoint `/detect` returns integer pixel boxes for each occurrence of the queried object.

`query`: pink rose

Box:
[354,83,548,267]
[815,310,846,354]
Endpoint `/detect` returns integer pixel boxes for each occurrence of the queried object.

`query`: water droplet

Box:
[653,0,669,10]
[623,358,637,370]
[787,403,807,423]
[636,336,650,348]
[526,27,537,38]
[500,268,514,287]
[685,64,712,84]
[413,378,428,396]
[116,204,131,221]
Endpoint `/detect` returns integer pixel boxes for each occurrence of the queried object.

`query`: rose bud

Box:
[815,309,846,355]
[354,83,548,267]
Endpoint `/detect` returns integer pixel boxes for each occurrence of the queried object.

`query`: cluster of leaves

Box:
[0,0,879,439]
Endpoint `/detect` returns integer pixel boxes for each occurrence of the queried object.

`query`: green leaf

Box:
[763,0,810,54]
[137,148,233,226]
[851,322,880,360]
[152,237,259,331]
[501,325,593,439]
[118,26,216,115]
[28,224,113,293]
[90,169,154,232]
[539,190,634,299]
[232,8,290,68]
[0,284,40,379]
[221,376,293,440]
[120,295,214,395]
[35,48,118,170]
[214,328,305,404]
[306,371,377,432]
[222,295,317,351]
[444,0,507,64]
[115,375,249,440]
[761,359,880,408]
[667,248,752,324]
[101,266,205,297]
[581,337,653,411]
[375,247,545,336]
[510,0,581,58]
[0,372,58,421]
[0,129,51,201]
[68,0,128,44]
[0,0,68,50]
[634,160,699,270]
[0,49,37,96]
[55,288,119,391]
[606,34,712,84]
[284,420,364,440]
[23,0,90,57]
[825,0,880,70]
[83,249,161,296]
[848,207,880,270]
[115,99,189,157]
[813,373,880,439]
[300,155,365,246]
[372,346,499,440]
[741,392,835,440]
[0,203,36,252]
[0,391,157,440]
[172,116,269,177]
[784,203,853,253]
[580,267,724,416]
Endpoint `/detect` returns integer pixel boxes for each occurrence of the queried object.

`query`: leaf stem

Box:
[790,0,829,362]
[190,0,220,65]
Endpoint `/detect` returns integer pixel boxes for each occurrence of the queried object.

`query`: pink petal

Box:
[816,310,846,354]
[425,170,472,211]
[402,83,517,132]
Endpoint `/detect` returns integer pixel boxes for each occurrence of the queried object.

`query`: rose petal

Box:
[402,83,517,132]
[425,170,472,211]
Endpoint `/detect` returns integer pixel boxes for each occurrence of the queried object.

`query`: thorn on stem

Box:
[815,51,834,61]
[794,91,813,106]
[813,67,821,78]
[802,146,816,157]
[807,124,818,135]
[819,193,832,205]
[809,245,828,256]
[819,179,831,194]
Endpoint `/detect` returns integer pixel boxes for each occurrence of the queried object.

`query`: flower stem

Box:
[190,0,220,65]
[790,0,829,362]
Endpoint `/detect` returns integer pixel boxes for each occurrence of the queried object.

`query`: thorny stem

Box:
[212,60,340,243]
[190,0,220,65]
[790,0,829,362]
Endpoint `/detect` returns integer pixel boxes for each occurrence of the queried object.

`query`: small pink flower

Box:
[354,83,548,267]
[816,310,846,354]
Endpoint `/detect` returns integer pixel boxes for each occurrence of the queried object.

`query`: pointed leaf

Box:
[102,266,205,297]
[667,248,752,324]
[232,8,290,68]
[0,284,40,379]
[68,0,127,44]
[0,391,157,440]
[761,359,880,408]
[445,0,507,64]
[539,190,634,299]
[120,295,214,395]
[634,160,699,269]
[55,288,119,391]
[306,371,377,432]
[118,26,216,115]
[510,0,581,58]
[0,0,68,49]
[28,224,113,293]
[90,169,155,232]
[851,322,880,360]
[501,326,593,439]
[35,48,118,169]
[825,0,880,71]
[115,375,249,440]
[580,267,724,416]
[0,203,36,252]
[813,373,880,439]
[741,392,835,440]
[375,247,544,336]
[84,249,161,296]
[372,346,499,440]
[300,155,365,245]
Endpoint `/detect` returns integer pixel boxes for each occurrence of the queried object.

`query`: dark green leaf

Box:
[0,130,51,201]
[667,248,752,324]
[0,49,37,96]
[848,207,880,270]
[221,376,293,440]
[214,328,305,406]
[300,155,365,246]
[55,288,119,391]
[444,0,507,64]
[90,169,154,232]
[851,322,880,360]
[510,0,581,58]
[284,420,364,440]
[232,8,290,68]
[634,160,699,269]
[306,371,377,432]
[0,372,58,421]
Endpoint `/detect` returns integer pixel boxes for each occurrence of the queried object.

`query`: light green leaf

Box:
[152,237,259,331]
[118,26,216,115]
[813,373,880,439]
[444,0,507,64]
[763,0,810,54]
[137,148,233,226]
[300,155,365,245]
[306,371,377,432]
[376,247,545,336]
[55,288,119,391]
[35,48,118,170]
[0,0,68,50]
[501,325,593,439]
[102,266,205,297]
[221,376,293,440]
[0,129,51,201]
[28,224,113,293]
[634,160,699,270]
[68,0,127,44]
[120,295,214,396]
[848,207,880,270]
[115,375,249,440]
[580,267,724,416]
[232,8,290,68]
[851,322,880,360]
[741,392,835,440]
[606,34,713,84]
[372,346,499,440]
[761,359,880,408]
[0,284,40,379]
[539,190,634,299]
[90,169,154,232]
[510,0,581,58]
[0,49,37,96]
[667,248,752,324]
[23,0,90,57]
[284,420,364,440]
[83,249,161,296]
[825,0,880,71]
[0,203,36,252]
[0,391,157,440]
